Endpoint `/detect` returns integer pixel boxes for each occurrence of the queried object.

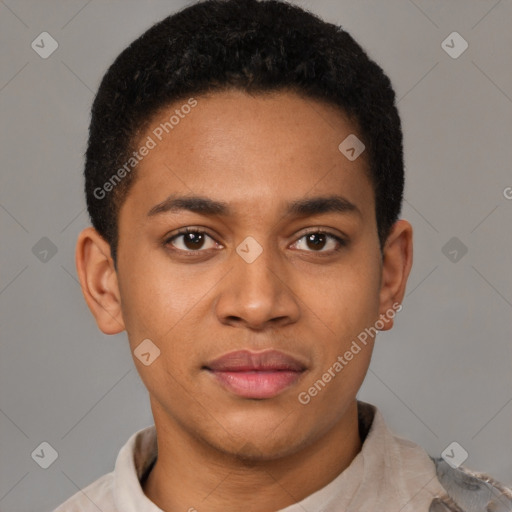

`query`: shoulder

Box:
[362,402,512,511]
[430,457,512,512]
[53,471,116,512]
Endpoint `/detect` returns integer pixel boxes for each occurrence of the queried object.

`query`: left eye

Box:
[166,230,219,251]
[291,232,344,252]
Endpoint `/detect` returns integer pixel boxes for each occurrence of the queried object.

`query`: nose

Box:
[214,241,301,331]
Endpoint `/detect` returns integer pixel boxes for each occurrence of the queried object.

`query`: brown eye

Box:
[305,232,327,250]
[166,230,218,252]
[291,231,345,253]
[182,232,206,250]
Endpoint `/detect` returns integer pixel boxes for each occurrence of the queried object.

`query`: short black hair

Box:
[85,0,404,264]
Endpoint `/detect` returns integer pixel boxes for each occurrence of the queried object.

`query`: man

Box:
[56,0,512,510]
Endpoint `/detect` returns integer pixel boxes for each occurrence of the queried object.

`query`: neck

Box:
[143,400,362,512]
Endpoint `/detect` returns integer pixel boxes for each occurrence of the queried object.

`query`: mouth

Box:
[204,349,307,399]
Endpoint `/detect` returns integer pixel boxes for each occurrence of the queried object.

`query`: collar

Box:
[112,401,446,511]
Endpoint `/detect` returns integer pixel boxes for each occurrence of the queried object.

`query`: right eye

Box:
[165,228,221,253]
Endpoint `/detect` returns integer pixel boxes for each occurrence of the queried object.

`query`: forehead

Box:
[120,90,374,221]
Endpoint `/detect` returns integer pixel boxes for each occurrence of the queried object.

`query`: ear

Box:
[378,220,413,331]
[75,227,125,335]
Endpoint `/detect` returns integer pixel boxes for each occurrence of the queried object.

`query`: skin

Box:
[76,89,413,512]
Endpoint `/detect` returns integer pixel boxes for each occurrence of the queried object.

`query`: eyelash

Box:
[164,227,347,256]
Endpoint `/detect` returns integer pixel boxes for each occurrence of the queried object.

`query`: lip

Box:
[205,349,306,399]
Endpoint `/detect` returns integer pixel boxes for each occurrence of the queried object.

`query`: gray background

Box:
[1,0,511,510]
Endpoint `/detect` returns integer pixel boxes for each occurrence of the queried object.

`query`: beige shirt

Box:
[54,402,449,511]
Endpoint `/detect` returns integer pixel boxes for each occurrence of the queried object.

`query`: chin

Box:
[224,434,303,462]
[204,416,310,462]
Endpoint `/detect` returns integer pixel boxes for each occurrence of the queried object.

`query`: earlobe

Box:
[378,220,413,331]
[75,227,125,335]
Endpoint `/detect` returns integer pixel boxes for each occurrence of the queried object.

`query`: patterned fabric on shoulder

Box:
[430,458,512,512]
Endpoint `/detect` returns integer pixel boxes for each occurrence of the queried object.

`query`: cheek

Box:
[304,258,381,336]
[116,254,171,344]
[117,265,196,399]
[117,252,212,353]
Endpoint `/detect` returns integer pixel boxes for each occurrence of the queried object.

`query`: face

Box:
[95,90,404,459]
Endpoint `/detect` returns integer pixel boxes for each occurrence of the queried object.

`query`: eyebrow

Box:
[147,194,360,218]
